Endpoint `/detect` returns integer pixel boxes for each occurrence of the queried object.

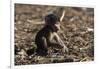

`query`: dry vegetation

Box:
[14,4,94,65]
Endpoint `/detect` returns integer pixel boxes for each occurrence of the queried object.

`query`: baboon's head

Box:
[45,14,60,32]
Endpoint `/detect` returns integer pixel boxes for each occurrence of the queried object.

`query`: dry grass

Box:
[14,4,94,65]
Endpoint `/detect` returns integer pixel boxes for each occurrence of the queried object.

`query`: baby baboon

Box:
[35,14,68,56]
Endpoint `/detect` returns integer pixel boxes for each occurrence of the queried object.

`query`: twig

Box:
[80,57,88,62]
[60,10,66,22]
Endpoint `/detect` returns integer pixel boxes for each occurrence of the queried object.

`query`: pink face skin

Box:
[51,23,60,32]
[45,21,60,32]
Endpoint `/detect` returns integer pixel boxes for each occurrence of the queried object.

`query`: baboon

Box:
[34,14,68,56]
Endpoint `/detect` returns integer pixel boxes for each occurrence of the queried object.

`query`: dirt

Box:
[14,4,94,65]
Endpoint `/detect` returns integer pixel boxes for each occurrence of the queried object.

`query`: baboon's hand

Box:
[63,46,69,53]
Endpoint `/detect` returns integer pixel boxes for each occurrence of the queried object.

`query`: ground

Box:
[14,4,94,65]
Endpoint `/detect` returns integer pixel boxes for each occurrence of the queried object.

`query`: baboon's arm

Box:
[53,32,69,52]
[46,34,63,49]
